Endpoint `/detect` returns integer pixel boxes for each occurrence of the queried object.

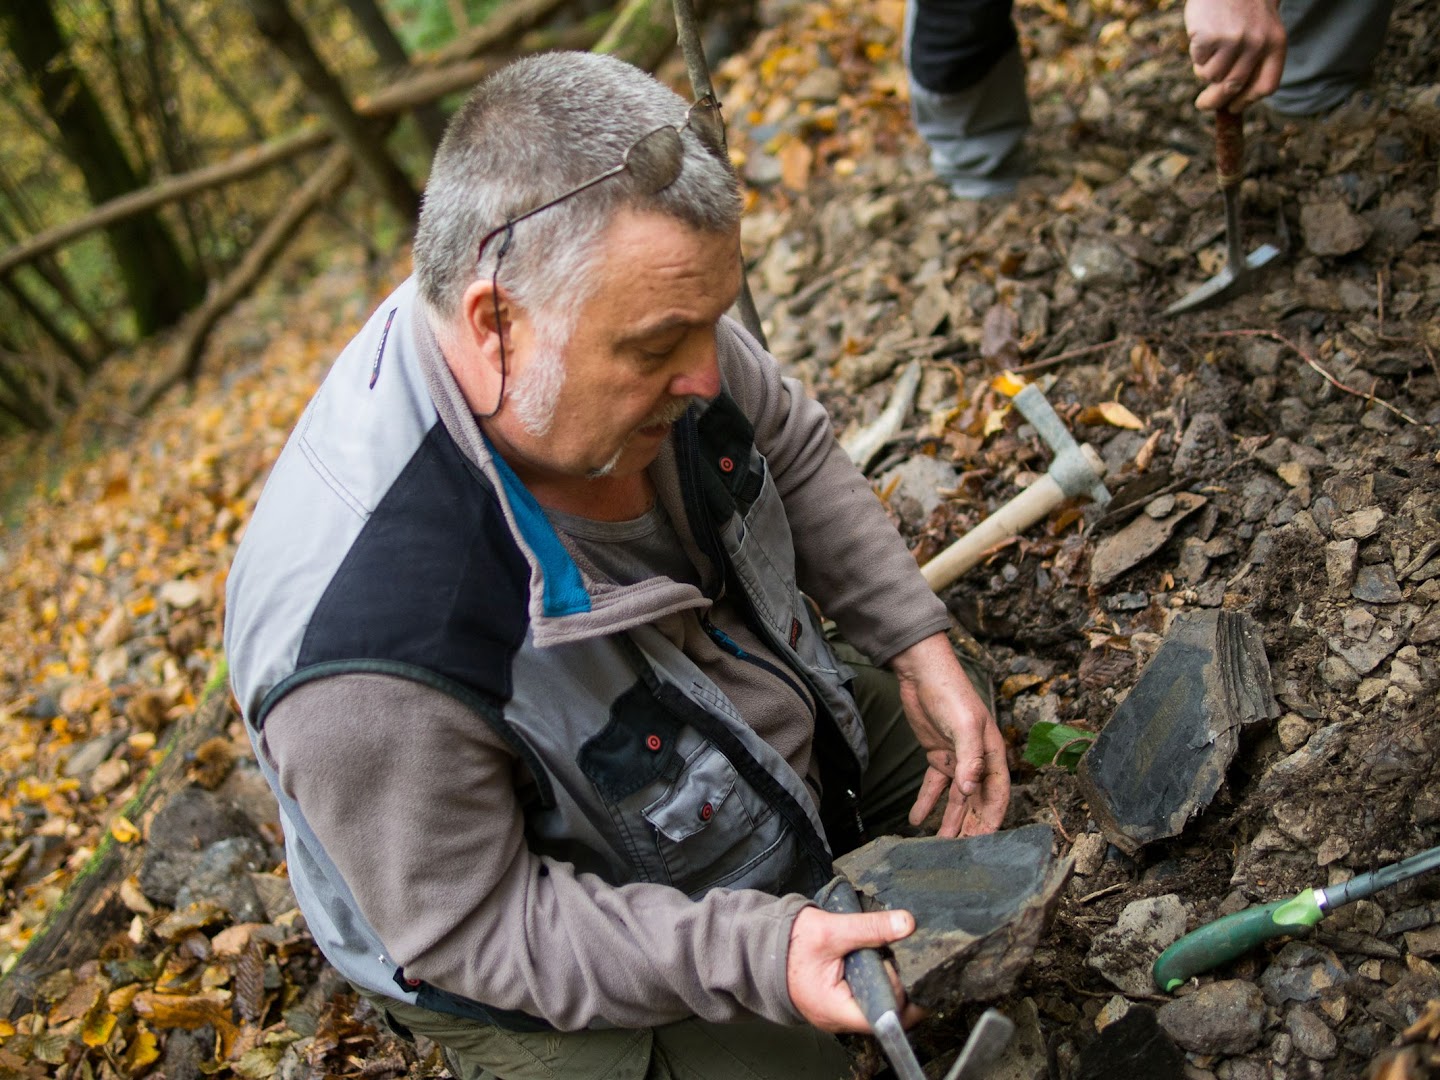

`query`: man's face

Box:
[493,210,742,485]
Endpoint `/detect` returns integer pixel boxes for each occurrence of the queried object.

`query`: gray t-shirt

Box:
[546,502,820,798]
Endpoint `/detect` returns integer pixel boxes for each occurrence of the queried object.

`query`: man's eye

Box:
[638,339,683,363]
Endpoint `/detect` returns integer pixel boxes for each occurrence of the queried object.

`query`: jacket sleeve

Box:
[715,317,951,665]
[261,672,809,1031]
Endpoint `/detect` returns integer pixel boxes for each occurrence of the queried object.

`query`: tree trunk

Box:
[135,0,212,276]
[0,0,206,335]
[246,0,420,224]
[341,0,449,152]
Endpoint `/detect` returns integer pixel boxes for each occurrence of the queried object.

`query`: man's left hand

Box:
[889,633,1010,837]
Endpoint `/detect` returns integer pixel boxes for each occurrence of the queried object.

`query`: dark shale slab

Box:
[1076,609,1279,855]
[834,823,1070,1008]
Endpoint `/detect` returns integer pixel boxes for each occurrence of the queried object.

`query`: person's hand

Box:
[889,633,1009,838]
[1183,0,1287,112]
[786,906,924,1032]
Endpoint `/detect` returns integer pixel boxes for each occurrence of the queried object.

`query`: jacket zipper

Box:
[701,616,814,717]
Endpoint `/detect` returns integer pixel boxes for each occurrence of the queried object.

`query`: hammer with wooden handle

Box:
[921,383,1109,593]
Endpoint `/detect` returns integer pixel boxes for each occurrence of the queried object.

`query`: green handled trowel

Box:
[1155,842,1440,992]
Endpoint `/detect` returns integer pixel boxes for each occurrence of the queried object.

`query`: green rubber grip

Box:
[1153,890,1323,992]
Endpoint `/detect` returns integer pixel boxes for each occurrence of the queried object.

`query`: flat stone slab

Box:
[835,823,1070,1008]
[1076,609,1279,854]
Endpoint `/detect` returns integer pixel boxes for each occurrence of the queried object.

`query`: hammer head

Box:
[1010,385,1110,505]
[1165,242,1281,315]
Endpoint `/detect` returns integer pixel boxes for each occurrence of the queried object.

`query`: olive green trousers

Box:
[356,645,992,1080]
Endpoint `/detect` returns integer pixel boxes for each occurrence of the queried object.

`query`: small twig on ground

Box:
[1077,882,1126,905]
[1014,338,1124,374]
[1198,328,1425,427]
[1047,799,1073,844]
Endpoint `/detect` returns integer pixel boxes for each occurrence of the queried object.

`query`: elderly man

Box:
[225,51,1008,1079]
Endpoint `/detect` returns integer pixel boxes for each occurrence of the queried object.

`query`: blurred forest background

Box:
[0,0,678,434]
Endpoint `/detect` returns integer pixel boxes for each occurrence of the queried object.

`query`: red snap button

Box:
[699,801,715,822]
[645,734,662,752]
[718,455,735,473]
[405,977,421,988]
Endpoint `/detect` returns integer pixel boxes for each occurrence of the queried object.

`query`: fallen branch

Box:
[0,125,332,279]
[842,358,922,471]
[1014,338,1124,374]
[1198,328,1424,427]
[418,0,574,67]
[134,145,353,413]
[0,2,573,282]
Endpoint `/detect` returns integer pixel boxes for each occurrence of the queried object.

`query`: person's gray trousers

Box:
[1270,0,1395,115]
[904,0,1030,199]
[905,0,1396,195]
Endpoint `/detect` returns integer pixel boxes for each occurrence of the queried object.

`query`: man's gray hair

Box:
[414,51,742,340]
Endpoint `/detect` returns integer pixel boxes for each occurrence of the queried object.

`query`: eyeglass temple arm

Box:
[670,0,767,349]
[477,161,629,262]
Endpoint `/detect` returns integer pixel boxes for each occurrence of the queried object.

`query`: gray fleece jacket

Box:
[224,277,950,1032]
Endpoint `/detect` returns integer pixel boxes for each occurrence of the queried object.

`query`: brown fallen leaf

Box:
[132,988,238,1056]
[999,673,1044,699]
[188,736,236,790]
[154,900,228,941]
[779,138,813,191]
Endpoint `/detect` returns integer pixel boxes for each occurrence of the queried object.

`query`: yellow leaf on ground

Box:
[1077,401,1144,430]
[81,1010,116,1047]
[126,1024,160,1070]
[110,816,140,844]
[991,371,1027,398]
[982,407,1009,438]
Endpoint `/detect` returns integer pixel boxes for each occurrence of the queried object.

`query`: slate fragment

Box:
[1089,492,1207,587]
[1076,610,1279,854]
[834,823,1070,1007]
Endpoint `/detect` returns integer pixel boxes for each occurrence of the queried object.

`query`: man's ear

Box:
[460,275,511,375]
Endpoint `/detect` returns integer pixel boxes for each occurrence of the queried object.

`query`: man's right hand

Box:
[786,906,922,1033]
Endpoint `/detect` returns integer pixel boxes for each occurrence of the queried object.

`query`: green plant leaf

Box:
[1022,721,1095,772]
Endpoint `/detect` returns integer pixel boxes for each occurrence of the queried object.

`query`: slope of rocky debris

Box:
[720,0,1438,1076]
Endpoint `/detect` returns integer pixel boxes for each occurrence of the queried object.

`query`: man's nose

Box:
[669,336,722,400]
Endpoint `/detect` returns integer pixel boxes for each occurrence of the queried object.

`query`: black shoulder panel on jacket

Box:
[296,422,530,705]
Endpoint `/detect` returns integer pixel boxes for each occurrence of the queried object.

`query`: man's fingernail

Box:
[960,781,976,795]
[890,912,910,934]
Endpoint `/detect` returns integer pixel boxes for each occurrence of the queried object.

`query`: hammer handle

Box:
[1215,108,1244,190]
[921,473,1069,593]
